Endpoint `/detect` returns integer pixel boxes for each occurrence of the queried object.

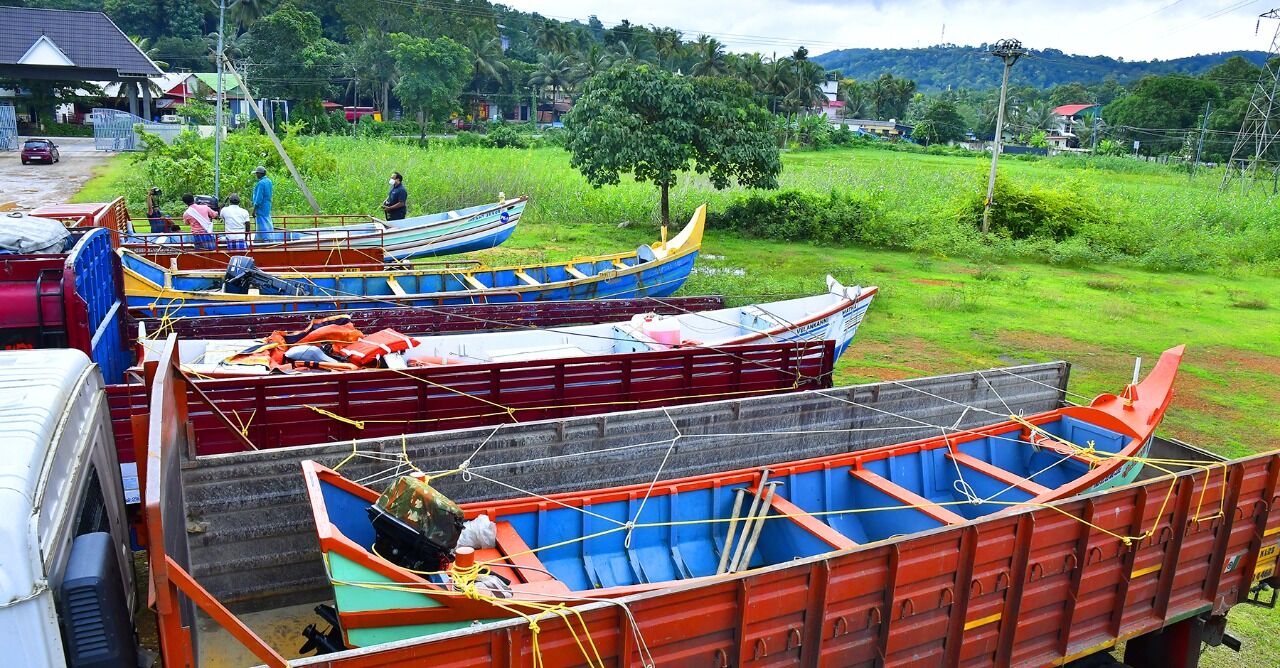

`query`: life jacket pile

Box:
[224,314,419,372]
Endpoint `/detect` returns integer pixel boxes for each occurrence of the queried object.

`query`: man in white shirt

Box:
[220,193,252,250]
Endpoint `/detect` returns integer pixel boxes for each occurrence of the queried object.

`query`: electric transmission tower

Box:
[1221,9,1280,191]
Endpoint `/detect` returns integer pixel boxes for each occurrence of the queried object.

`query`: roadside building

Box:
[838,118,914,140]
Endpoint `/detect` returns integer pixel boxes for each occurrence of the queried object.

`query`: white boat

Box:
[137,277,877,377]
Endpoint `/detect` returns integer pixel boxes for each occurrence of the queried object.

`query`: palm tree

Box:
[790,60,828,113]
[529,53,574,106]
[464,29,509,86]
[608,39,654,67]
[732,52,768,93]
[230,0,276,33]
[130,36,169,71]
[649,26,682,69]
[690,35,728,77]
[573,43,611,85]
[533,20,576,55]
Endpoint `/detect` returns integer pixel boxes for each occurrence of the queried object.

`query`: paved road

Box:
[0,137,118,211]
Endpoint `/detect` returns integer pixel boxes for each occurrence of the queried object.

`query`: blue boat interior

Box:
[317,414,1131,594]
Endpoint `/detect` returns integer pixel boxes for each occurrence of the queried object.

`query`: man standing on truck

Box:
[181,193,218,250]
[382,171,408,221]
[251,165,274,242]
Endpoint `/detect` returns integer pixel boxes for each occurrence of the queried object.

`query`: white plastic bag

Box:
[457,513,497,549]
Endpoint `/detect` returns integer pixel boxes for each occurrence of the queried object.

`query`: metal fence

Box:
[0,104,17,151]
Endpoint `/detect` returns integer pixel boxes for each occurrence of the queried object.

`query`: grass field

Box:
[77,141,1280,661]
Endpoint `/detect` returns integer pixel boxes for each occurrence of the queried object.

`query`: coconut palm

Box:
[608,39,654,67]
[130,36,169,71]
[464,29,509,86]
[690,35,728,77]
[229,0,276,33]
[533,20,576,55]
[732,52,768,93]
[529,53,574,104]
[789,59,828,113]
[573,42,611,84]
[649,26,682,69]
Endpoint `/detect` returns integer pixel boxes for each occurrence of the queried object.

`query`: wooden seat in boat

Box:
[564,265,590,280]
[482,521,571,595]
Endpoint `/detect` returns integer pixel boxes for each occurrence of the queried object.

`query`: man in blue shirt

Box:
[382,171,408,221]
[251,165,274,242]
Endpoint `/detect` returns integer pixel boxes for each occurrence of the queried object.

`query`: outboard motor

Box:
[193,194,220,212]
[222,255,320,297]
[299,604,347,656]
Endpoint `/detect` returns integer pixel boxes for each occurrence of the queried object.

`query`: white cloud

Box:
[498,0,1274,61]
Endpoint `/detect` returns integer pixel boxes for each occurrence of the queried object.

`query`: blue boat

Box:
[121,206,706,314]
[122,197,528,262]
[302,346,1185,646]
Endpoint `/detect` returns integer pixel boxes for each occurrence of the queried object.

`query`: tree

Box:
[241,6,343,113]
[869,73,916,120]
[690,35,728,77]
[129,35,168,70]
[649,26,682,69]
[529,53,573,103]
[390,33,473,138]
[564,65,781,231]
[913,98,966,145]
[1103,74,1220,154]
[230,0,277,33]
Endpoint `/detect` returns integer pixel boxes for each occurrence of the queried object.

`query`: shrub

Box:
[454,131,493,148]
[487,123,531,149]
[712,189,882,244]
[952,175,1105,241]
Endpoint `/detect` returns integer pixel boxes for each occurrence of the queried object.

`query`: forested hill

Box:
[813,45,1268,91]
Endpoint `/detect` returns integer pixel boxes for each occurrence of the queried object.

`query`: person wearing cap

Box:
[251,166,274,242]
[220,193,251,250]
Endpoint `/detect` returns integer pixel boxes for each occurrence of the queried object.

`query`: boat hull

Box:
[301,346,1186,645]
[122,205,707,314]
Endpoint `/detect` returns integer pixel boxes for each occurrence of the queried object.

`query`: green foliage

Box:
[713,189,882,244]
[814,45,1267,92]
[174,99,215,125]
[486,123,532,149]
[1103,74,1221,155]
[1096,139,1128,157]
[242,5,343,110]
[564,65,781,226]
[41,122,94,137]
[1027,130,1049,149]
[913,98,966,145]
[954,175,1102,241]
[390,33,473,134]
[123,129,336,214]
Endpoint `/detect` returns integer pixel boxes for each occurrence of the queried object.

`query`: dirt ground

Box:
[0,137,117,211]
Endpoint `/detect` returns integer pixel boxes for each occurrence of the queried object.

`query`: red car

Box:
[20,138,60,165]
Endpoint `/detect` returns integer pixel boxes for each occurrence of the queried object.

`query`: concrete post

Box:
[126,82,139,118]
[142,81,153,121]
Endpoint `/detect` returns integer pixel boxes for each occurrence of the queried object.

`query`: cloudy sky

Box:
[499,1,1275,61]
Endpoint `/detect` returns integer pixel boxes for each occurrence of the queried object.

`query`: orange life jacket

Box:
[337,329,419,366]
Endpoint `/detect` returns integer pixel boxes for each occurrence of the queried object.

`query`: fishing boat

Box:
[302,345,1184,646]
[136,277,875,376]
[121,205,707,312]
[125,196,527,262]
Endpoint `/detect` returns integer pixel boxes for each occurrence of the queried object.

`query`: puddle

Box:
[692,266,746,277]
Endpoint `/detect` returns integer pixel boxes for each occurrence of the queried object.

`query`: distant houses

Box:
[838,118,914,139]
[1048,103,1100,149]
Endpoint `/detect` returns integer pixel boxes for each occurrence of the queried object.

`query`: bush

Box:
[42,122,93,137]
[454,131,493,148]
[487,123,531,149]
[713,189,882,244]
[952,175,1104,241]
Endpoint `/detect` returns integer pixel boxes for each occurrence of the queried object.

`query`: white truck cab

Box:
[0,349,136,667]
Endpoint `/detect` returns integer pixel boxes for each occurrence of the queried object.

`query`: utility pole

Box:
[1090,98,1100,152]
[982,38,1026,235]
[1222,8,1280,191]
[214,0,226,200]
[1191,100,1211,179]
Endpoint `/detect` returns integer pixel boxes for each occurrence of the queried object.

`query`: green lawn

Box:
[80,142,1280,662]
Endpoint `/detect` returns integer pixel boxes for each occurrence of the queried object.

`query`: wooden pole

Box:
[222,57,321,214]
